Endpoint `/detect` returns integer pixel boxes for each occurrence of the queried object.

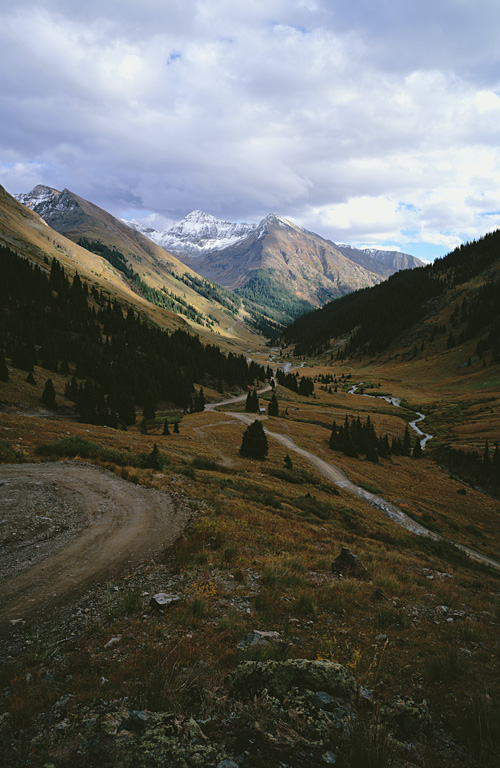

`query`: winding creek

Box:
[348,382,434,450]
[208,369,500,573]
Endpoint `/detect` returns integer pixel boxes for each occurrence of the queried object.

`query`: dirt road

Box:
[0,462,191,632]
[214,395,500,574]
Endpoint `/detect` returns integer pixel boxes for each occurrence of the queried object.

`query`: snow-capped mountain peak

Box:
[15,184,60,212]
[125,209,257,257]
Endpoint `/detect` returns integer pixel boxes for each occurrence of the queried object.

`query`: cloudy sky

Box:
[1,0,500,260]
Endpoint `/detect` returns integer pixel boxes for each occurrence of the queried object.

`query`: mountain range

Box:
[124,208,424,306]
[16,186,423,312]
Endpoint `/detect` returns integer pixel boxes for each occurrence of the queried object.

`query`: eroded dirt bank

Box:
[0,462,192,632]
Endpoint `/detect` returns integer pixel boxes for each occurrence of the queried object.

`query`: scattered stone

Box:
[322,751,336,764]
[229,658,357,702]
[237,630,284,652]
[383,695,430,741]
[331,547,371,581]
[104,635,122,649]
[149,592,181,610]
[358,685,374,702]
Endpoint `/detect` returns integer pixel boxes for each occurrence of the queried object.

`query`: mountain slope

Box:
[283,229,500,366]
[9,186,266,349]
[126,210,423,307]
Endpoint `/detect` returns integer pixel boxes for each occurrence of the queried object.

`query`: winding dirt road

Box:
[212,388,500,574]
[0,462,191,633]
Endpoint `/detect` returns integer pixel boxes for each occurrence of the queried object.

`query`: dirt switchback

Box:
[0,462,191,634]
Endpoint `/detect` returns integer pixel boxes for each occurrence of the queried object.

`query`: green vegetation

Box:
[34,435,168,470]
[284,229,500,357]
[240,419,269,459]
[0,247,268,428]
[78,238,211,327]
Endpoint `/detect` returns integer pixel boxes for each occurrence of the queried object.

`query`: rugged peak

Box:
[15,184,60,210]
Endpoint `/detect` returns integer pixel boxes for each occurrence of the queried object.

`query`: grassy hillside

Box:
[1,205,500,767]
[0,185,267,352]
[283,230,500,364]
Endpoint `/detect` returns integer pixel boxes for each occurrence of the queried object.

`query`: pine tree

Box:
[403,425,412,456]
[140,417,148,434]
[284,453,293,470]
[413,438,423,458]
[143,389,157,421]
[41,378,56,408]
[0,354,9,382]
[483,439,491,466]
[163,418,170,435]
[240,420,268,459]
[173,421,180,434]
[268,392,279,416]
[145,443,163,470]
[245,387,259,413]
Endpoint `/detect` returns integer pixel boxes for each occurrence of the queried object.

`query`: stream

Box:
[207,373,500,572]
[349,383,434,450]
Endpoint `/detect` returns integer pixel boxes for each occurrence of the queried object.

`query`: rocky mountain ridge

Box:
[15,184,424,315]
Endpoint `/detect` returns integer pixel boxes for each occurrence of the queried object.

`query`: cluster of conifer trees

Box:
[329,415,421,462]
[284,229,500,357]
[276,369,315,396]
[77,238,210,327]
[435,442,500,498]
[0,246,267,427]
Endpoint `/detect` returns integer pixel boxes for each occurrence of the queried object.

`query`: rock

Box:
[322,751,337,764]
[237,630,283,653]
[371,587,387,601]
[314,690,333,709]
[331,547,371,581]
[383,695,430,741]
[358,685,374,702]
[104,635,122,648]
[229,659,357,702]
[149,592,181,610]
[217,761,240,768]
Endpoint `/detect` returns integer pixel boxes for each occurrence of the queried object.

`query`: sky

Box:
[1,0,500,261]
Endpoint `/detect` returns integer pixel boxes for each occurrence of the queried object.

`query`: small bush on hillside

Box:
[293,493,335,520]
[192,457,226,472]
[0,439,21,463]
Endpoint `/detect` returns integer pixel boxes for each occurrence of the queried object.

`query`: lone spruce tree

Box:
[267,392,279,416]
[240,420,268,459]
[41,378,56,408]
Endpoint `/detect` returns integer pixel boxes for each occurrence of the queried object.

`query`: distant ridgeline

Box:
[283,230,500,360]
[0,246,268,426]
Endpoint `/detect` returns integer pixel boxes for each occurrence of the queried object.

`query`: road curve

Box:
[210,389,500,574]
[0,462,191,632]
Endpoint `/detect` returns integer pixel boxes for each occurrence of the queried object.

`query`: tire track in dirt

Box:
[0,462,192,633]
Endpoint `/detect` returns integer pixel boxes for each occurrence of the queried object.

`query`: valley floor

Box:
[1,355,500,767]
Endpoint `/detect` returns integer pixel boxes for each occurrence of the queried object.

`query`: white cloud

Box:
[1,1,500,256]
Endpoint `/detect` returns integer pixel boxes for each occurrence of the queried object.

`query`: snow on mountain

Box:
[14,184,60,217]
[125,210,257,257]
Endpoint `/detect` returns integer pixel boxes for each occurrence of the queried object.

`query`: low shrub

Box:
[0,439,21,463]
